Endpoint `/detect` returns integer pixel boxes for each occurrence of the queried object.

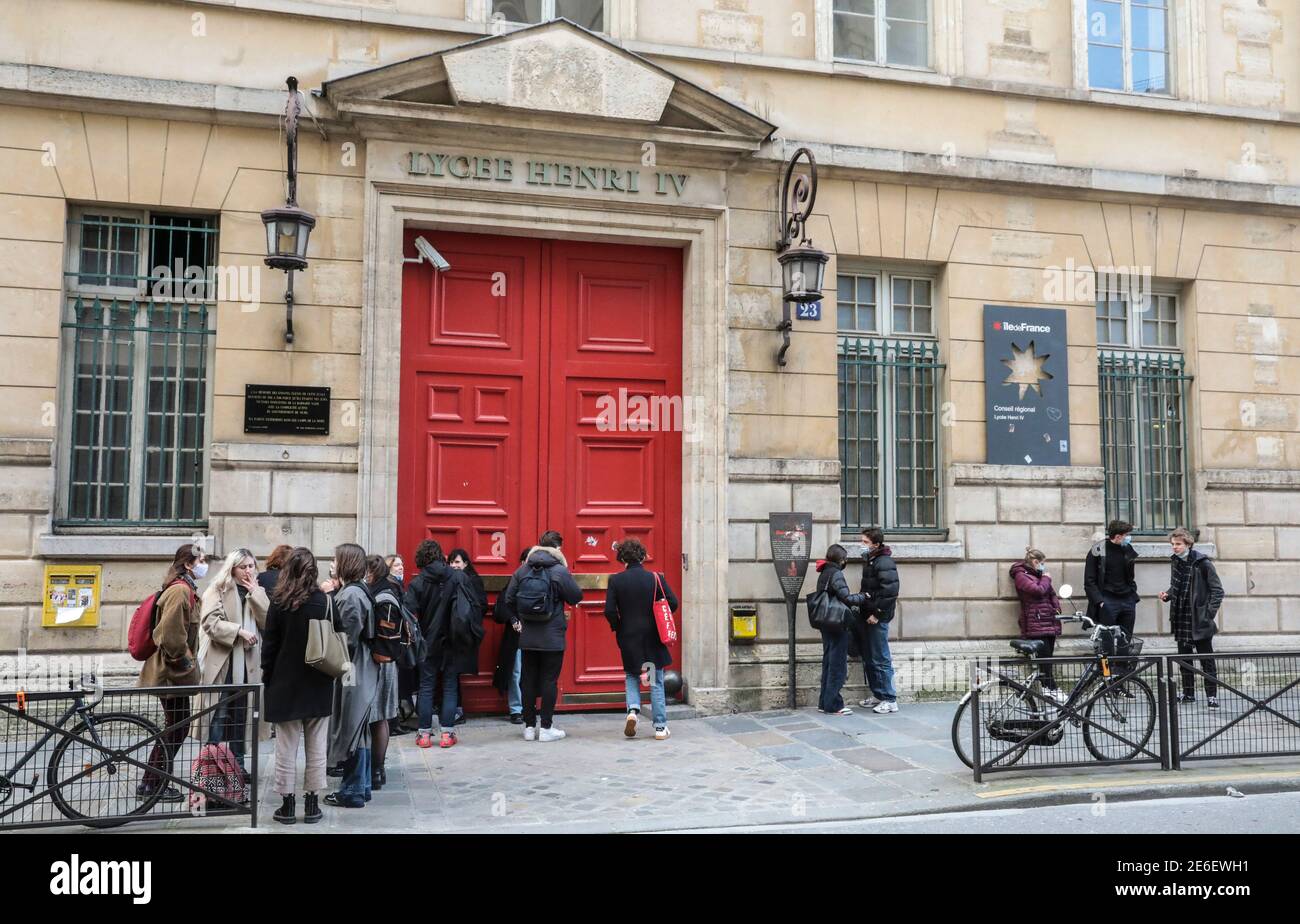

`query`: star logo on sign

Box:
[1001,340,1053,399]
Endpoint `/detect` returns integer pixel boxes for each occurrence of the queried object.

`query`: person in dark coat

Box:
[384,553,416,734]
[1158,527,1225,707]
[492,549,529,724]
[261,547,335,825]
[1083,519,1140,636]
[501,531,582,741]
[605,538,679,739]
[258,543,293,596]
[405,539,452,749]
[813,544,869,716]
[856,527,900,712]
[1011,548,1064,698]
[422,549,486,748]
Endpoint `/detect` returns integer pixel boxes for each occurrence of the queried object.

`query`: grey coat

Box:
[327,581,379,766]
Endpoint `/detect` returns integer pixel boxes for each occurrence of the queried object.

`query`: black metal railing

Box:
[0,683,258,831]
[1168,651,1300,769]
[965,651,1300,780]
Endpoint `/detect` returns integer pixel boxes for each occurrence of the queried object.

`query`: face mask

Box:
[1035,562,1045,572]
[1175,549,1189,560]
[192,561,209,579]
[1120,536,1131,546]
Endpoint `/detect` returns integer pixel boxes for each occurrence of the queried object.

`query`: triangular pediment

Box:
[323,19,774,150]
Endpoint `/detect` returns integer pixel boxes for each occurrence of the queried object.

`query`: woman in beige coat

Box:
[195,548,269,769]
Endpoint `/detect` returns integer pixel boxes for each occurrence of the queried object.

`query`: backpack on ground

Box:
[514,562,556,622]
[189,742,247,810]
[371,586,414,664]
[127,580,185,661]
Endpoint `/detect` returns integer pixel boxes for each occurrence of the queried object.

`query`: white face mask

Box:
[192,561,209,579]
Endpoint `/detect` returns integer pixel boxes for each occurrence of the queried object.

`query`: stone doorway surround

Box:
[329,19,776,709]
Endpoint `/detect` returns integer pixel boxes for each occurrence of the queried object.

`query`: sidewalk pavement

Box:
[108,700,1300,834]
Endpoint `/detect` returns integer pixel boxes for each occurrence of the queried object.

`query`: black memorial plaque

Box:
[982,305,1071,466]
[769,512,813,709]
[244,384,331,436]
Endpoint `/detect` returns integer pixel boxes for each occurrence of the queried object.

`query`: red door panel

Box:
[398,232,682,712]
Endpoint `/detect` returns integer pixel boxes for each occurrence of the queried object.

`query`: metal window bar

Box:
[1099,350,1191,534]
[838,337,944,533]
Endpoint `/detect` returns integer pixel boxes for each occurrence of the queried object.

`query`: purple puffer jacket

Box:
[1011,561,1061,638]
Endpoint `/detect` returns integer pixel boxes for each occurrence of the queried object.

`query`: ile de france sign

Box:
[405,150,690,197]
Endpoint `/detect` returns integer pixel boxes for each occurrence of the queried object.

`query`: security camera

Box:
[412,236,450,271]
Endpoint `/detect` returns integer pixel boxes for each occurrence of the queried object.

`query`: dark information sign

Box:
[769,511,812,710]
[244,384,331,436]
[982,305,1070,466]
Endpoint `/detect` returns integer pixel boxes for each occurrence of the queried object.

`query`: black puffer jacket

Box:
[502,546,583,652]
[816,560,868,609]
[859,545,899,621]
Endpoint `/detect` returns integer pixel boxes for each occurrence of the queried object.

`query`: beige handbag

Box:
[305,593,351,679]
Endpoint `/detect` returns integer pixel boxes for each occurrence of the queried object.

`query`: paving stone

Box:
[829,746,917,772]
[732,731,793,748]
[789,728,861,751]
[756,743,836,769]
[768,721,820,731]
[705,716,766,734]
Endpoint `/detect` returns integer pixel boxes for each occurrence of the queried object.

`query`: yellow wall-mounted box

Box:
[41,565,102,628]
[730,604,758,643]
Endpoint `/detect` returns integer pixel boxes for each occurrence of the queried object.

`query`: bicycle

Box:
[0,676,167,828]
[952,585,1157,769]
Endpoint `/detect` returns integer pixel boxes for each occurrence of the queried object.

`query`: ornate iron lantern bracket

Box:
[773,147,826,368]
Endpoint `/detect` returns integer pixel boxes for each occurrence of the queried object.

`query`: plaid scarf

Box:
[1168,554,1194,644]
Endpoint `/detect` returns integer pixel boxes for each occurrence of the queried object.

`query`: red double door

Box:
[397,231,684,712]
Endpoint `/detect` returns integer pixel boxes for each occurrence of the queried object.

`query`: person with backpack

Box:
[261,547,334,825]
[502,531,582,741]
[325,543,379,809]
[137,542,207,802]
[365,555,400,786]
[405,540,451,748]
[857,527,900,714]
[384,553,417,735]
[419,549,487,748]
[812,544,870,716]
[604,538,679,740]
[1159,527,1225,708]
[194,547,269,773]
[492,549,529,724]
[1011,548,1065,702]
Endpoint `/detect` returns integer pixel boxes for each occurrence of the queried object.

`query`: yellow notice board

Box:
[41,565,102,628]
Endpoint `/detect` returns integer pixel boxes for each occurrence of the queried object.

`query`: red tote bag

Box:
[652,572,678,645]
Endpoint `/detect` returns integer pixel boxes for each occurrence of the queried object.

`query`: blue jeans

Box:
[338,746,370,806]
[818,629,849,712]
[416,653,438,734]
[624,669,667,727]
[864,619,897,702]
[440,669,460,730]
[508,649,522,715]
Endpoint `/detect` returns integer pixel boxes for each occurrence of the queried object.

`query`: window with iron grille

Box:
[1097,286,1191,534]
[60,208,217,528]
[837,272,943,534]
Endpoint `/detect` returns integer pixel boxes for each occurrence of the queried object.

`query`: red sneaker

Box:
[415,732,434,749]
[439,731,457,749]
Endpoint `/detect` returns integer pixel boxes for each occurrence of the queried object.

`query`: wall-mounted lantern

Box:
[774,147,827,368]
[262,77,317,344]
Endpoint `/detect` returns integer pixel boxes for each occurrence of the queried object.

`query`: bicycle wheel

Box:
[951,680,1047,770]
[47,712,166,828]
[1081,675,1156,762]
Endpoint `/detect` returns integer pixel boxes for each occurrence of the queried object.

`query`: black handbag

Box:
[806,589,850,633]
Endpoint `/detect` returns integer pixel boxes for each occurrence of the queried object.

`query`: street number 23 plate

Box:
[796,302,821,321]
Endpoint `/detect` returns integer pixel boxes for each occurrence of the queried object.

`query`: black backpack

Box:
[450,581,485,649]
[515,561,555,622]
[370,586,412,664]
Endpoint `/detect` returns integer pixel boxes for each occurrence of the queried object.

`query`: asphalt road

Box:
[682,790,1300,834]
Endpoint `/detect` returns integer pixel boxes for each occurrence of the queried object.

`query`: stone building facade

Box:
[1,0,1299,710]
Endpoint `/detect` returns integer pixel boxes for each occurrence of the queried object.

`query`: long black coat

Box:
[1165,549,1224,641]
[604,563,678,674]
[403,560,451,634]
[260,589,335,724]
[492,573,521,693]
[427,568,486,674]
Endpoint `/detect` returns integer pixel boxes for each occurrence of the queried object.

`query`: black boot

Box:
[303,792,322,825]
[273,793,296,825]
